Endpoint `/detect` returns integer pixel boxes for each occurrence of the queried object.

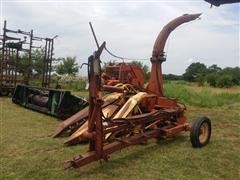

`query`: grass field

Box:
[1,83,240,179]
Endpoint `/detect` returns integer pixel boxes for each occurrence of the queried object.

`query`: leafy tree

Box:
[56,56,79,75]
[206,73,218,87]
[19,48,45,76]
[183,62,207,82]
[196,74,205,86]
[216,75,233,88]
[221,67,240,85]
[207,64,222,74]
[182,62,240,88]
[18,52,29,76]
[163,74,182,81]
[32,48,45,75]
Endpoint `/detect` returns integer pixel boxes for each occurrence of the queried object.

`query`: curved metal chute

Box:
[147,13,201,96]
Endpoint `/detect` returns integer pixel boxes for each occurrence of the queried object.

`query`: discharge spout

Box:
[147,13,201,96]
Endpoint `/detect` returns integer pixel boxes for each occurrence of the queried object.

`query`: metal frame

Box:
[12,84,88,119]
[42,38,55,88]
[64,14,202,169]
[0,20,33,95]
[102,62,145,89]
[65,42,188,169]
[0,20,57,95]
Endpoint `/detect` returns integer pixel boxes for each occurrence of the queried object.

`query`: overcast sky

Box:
[1,0,239,75]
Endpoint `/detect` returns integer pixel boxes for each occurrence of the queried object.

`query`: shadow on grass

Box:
[70,135,188,178]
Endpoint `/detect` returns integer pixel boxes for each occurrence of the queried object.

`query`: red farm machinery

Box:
[53,13,212,169]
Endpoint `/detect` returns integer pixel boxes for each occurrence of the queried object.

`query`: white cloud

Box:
[1,1,239,75]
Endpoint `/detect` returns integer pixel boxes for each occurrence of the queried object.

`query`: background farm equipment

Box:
[53,13,212,169]
[0,20,56,96]
[1,20,88,119]
[12,84,88,119]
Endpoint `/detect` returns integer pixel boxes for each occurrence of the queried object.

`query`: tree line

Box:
[10,49,239,88]
[125,61,240,88]
[164,62,240,88]
[16,49,79,77]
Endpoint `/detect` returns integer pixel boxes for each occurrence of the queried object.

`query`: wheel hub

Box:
[199,122,209,144]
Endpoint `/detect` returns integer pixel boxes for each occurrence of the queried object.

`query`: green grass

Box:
[29,78,87,91]
[1,85,240,179]
[164,82,240,107]
[72,90,89,98]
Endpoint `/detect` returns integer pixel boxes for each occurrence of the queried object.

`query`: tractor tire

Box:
[190,116,211,148]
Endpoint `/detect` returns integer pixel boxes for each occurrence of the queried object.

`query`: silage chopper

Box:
[54,13,212,169]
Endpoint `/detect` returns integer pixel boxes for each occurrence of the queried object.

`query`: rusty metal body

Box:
[56,14,204,169]
[102,63,145,89]
[146,13,201,96]
[0,20,56,95]
[41,37,55,88]
[0,21,32,95]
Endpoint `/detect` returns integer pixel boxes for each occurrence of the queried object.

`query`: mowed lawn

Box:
[1,85,240,179]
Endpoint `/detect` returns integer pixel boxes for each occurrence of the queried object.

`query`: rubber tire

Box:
[190,116,211,148]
